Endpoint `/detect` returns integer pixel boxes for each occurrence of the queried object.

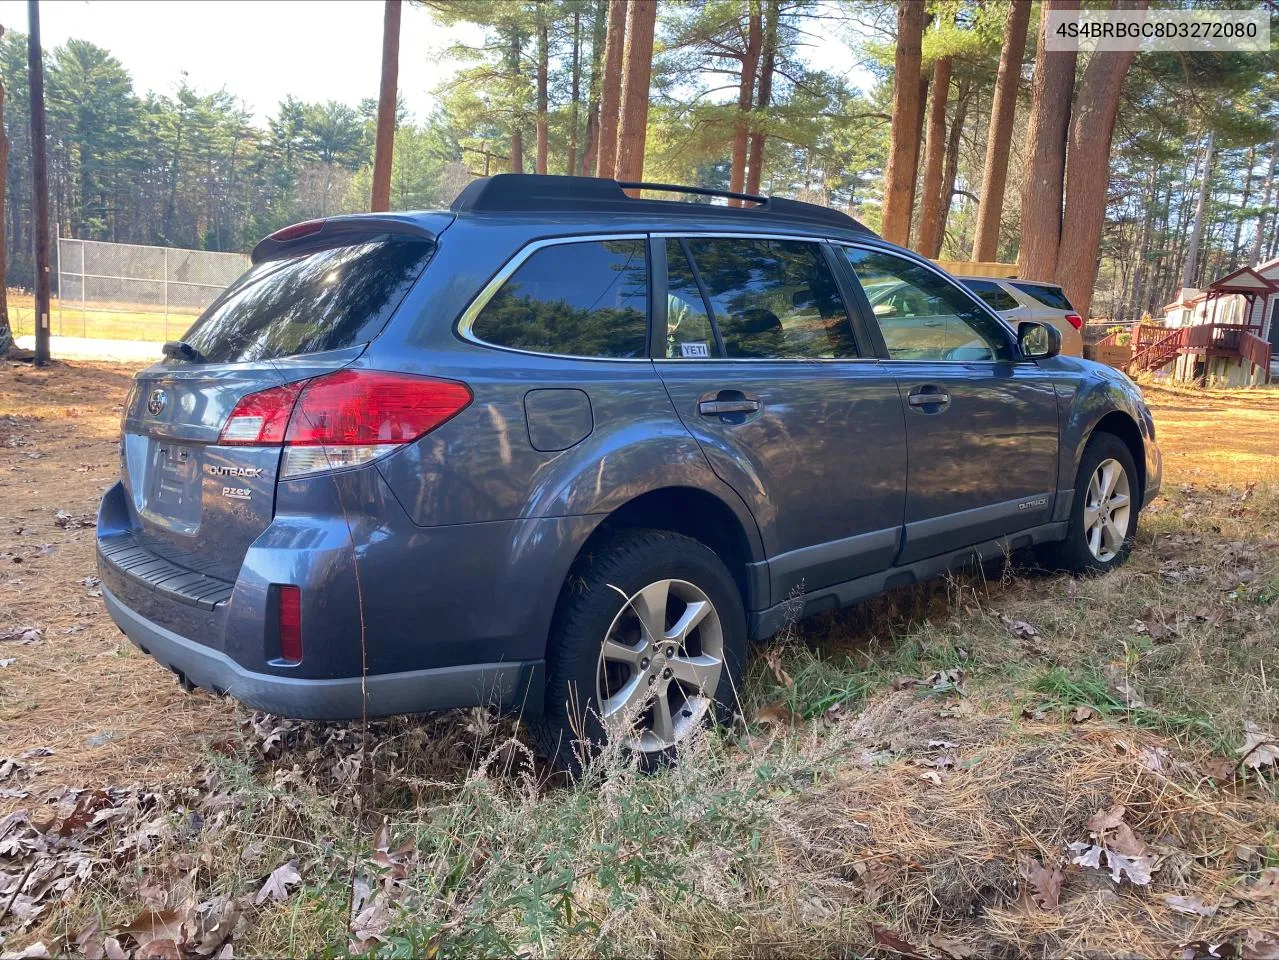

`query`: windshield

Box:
[180,237,435,363]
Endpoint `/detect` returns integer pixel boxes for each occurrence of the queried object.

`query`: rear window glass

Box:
[1011,281,1074,311]
[470,239,649,358]
[181,237,435,363]
[961,279,1020,312]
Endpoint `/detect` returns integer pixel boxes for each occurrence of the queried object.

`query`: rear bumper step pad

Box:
[97,533,233,610]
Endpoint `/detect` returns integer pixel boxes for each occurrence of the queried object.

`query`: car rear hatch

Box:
[114,216,447,583]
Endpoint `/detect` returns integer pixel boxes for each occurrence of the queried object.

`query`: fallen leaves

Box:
[1103,663,1147,709]
[53,509,96,530]
[1001,616,1040,642]
[254,860,302,906]
[1069,804,1161,886]
[1018,855,1062,911]
[0,627,42,646]
[1238,721,1279,772]
[761,647,793,689]
[348,824,419,955]
[1244,867,1279,904]
[1165,894,1219,917]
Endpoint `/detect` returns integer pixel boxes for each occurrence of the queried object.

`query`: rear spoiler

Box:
[250,213,452,263]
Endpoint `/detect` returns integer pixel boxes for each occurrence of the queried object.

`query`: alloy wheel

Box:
[596,578,725,753]
[1084,457,1132,562]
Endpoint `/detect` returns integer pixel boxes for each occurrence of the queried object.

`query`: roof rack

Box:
[450,174,873,235]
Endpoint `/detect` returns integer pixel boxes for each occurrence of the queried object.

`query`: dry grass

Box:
[7,291,199,343]
[0,361,234,802]
[1,361,1277,958]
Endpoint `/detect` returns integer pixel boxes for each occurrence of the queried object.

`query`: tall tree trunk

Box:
[615,0,656,184]
[508,26,525,173]
[916,55,951,258]
[567,7,581,175]
[596,0,628,178]
[1231,144,1255,266]
[1019,0,1078,281]
[729,3,763,198]
[1056,0,1146,320]
[909,72,928,224]
[581,0,607,175]
[970,0,1031,262]
[536,6,549,175]
[1168,146,1201,291]
[745,0,779,196]
[880,0,926,246]
[1127,164,1158,322]
[371,0,401,211]
[1249,133,1277,265]
[1181,129,1215,288]
[0,26,10,358]
[937,81,971,255]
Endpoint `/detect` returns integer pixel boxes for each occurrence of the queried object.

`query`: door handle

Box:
[699,398,760,415]
[907,388,951,407]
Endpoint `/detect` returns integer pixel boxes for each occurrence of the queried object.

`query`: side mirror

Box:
[1019,320,1061,360]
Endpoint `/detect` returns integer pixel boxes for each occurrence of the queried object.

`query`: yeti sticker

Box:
[680,341,711,359]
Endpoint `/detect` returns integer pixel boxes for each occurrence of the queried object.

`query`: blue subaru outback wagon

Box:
[98,175,1161,765]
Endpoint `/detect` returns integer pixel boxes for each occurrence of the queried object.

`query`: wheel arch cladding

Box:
[1089,410,1146,505]
[566,486,762,614]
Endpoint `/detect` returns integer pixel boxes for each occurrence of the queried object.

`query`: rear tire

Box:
[1039,432,1140,574]
[534,529,746,772]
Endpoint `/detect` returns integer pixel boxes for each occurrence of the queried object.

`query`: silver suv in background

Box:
[959,277,1084,357]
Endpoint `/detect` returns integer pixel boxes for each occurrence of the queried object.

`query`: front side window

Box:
[682,237,858,359]
[470,239,649,358]
[844,248,1013,362]
[961,278,1020,312]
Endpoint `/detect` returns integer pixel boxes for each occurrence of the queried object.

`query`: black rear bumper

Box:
[102,585,545,720]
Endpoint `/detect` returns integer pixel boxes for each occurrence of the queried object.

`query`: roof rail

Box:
[450,174,873,235]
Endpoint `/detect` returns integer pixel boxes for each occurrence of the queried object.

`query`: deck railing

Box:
[1240,330,1273,372]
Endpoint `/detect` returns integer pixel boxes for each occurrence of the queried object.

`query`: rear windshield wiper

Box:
[162,340,208,363]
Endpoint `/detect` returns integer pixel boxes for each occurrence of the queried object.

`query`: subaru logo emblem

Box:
[147,388,168,417]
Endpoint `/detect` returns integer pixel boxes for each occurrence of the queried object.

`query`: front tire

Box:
[535,529,746,771]
[1040,432,1140,574]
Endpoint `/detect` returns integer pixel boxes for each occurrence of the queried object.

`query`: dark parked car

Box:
[98,175,1161,766]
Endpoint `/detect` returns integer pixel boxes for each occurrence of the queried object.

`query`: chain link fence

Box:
[9,237,251,342]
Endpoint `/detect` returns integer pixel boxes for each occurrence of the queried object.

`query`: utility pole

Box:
[27,0,50,365]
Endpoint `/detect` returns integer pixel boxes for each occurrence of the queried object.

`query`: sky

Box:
[0,0,875,126]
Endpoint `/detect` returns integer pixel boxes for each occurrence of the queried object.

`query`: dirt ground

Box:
[1,361,1278,958]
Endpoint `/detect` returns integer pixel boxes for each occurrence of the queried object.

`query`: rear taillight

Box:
[1065,313,1084,330]
[221,382,304,444]
[277,585,302,663]
[219,370,472,478]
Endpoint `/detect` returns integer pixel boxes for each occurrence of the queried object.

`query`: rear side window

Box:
[470,239,649,358]
[961,279,1020,312]
[182,238,435,363]
[1011,281,1074,311]
[664,242,717,358]
[682,237,857,359]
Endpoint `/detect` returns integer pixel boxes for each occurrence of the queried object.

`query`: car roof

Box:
[255,175,926,263]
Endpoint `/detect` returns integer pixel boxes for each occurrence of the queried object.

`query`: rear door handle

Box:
[699,399,760,415]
